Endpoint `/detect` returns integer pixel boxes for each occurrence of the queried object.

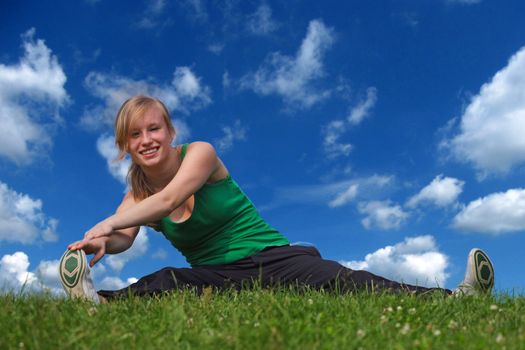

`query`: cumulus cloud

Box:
[0,252,65,295]
[447,0,481,4]
[0,181,59,244]
[322,87,377,159]
[208,43,225,55]
[96,134,131,185]
[452,188,525,234]
[239,19,335,109]
[444,46,525,176]
[81,67,211,130]
[0,251,141,295]
[34,259,63,295]
[340,235,449,288]
[0,252,38,293]
[0,28,68,165]
[267,175,392,210]
[137,0,169,29]
[214,120,247,152]
[246,4,279,35]
[358,200,409,230]
[98,276,138,290]
[152,248,168,260]
[322,119,352,159]
[180,0,208,23]
[328,184,358,208]
[173,119,192,144]
[348,87,378,125]
[105,227,149,272]
[407,175,464,208]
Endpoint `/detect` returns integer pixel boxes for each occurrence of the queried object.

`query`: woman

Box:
[59,96,494,303]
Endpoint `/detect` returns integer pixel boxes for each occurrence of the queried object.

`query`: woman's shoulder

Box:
[182,141,218,160]
[183,141,229,182]
[185,141,216,153]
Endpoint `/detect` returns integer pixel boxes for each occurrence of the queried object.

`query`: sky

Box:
[1,0,525,295]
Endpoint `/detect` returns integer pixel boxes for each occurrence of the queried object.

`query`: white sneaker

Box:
[59,249,100,303]
[454,248,494,296]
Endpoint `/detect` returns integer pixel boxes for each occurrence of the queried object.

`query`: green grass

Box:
[1,289,524,349]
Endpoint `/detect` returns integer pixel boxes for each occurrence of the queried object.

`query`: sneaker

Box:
[454,248,494,296]
[59,249,100,303]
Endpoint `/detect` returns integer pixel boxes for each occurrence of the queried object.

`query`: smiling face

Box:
[126,105,175,168]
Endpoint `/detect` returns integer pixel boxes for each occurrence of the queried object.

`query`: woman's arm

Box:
[67,231,137,267]
[84,142,221,239]
[69,191,141,266]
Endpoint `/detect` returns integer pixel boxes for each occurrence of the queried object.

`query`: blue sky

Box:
[1,0,525,294]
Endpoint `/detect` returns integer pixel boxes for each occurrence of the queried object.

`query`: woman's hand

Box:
[83,219,114,241]
[68,237,107,267]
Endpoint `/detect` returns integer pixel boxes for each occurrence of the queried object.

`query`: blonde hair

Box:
[114,96,175,201]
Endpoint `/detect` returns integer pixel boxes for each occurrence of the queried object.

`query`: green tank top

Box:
[156,144,289,266]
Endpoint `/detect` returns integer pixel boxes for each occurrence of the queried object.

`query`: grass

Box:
[1,288,524,349]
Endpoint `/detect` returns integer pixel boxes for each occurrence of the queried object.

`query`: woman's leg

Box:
[97,245,452,299]
[248,245,452,295]
[97,266,235,299]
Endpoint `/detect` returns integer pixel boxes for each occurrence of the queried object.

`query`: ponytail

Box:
[127,162,155,201]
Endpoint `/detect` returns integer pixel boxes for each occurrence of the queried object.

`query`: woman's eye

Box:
[131,132,140,138]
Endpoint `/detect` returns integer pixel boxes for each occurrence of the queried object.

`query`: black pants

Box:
[98,245,451,299]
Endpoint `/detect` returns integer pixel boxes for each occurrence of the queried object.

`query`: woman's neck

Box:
[141,147,181,192]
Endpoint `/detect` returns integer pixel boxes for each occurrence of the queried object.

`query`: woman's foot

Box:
[59,249,100,303]
[454,248,494,296]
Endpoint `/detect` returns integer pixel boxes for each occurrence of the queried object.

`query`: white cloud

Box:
[152,248,168,260]
[0,251,140,295]
[0,181,59,244]
[81,67,211,130]
[0,253,67,295]
[97,276,138,290]
[322,87,377,159]
[328,184,358,208]
[105,227,149,272]
[340,235,449,288]
[0,252,38,293]
[444,46,525,176]
[222,71,231,89]
[34,259,64,295]
[215,120,247,152]
[96,134,131,185]
[0,29,68,165]
[208,43,225,55]
[348,87,378,125]
[239,19,335,109]
[173,119,192,144]
[42,218,59,242]
[267,175,392,210]
[137,0,171,29]
[246,4,279,35]
[181,0,208,23]
[407,175,464,208]
[452,188,525,234]
[358,200,409,230]
[322,119,352,159]
[447,0,481,4]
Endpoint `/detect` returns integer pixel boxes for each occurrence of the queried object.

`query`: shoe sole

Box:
[59,249,88,299]
[470,248,494,292]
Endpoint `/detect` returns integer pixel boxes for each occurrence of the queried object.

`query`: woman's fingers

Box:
[67,240,85,251]
[90,246,105,267]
